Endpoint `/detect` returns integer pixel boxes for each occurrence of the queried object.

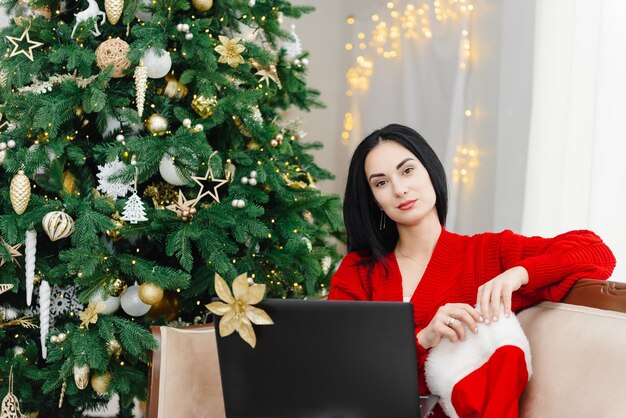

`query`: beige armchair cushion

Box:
[147,325,226,418]
[518,302,626,418]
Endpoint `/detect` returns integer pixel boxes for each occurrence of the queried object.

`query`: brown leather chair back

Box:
[561,278,626,313]
[146,324,226,418]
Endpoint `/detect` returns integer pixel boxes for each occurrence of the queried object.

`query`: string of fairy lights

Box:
[342,0,479,184]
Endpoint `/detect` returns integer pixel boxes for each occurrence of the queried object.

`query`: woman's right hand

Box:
[417,303,483,349]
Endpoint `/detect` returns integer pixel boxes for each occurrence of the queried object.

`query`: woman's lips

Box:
[397,199,416,210]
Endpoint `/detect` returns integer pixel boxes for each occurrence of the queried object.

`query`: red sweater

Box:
[328,228,616,396]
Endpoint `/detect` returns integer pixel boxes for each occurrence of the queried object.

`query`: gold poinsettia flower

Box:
[214,36,246,68]
[206,273,273,348]
[79,300,105,329]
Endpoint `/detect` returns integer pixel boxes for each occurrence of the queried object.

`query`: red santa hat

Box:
[425,305,532,418]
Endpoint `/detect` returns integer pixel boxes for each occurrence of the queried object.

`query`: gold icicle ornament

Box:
[105,0,124,25]
[10,170,31,215]
[134,62,148,117]
[206,273,273,348]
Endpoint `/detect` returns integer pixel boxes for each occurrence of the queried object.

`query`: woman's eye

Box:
[403,167,414,175]
[375,180,387,188]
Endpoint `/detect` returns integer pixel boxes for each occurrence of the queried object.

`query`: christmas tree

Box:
[0,0,344,415]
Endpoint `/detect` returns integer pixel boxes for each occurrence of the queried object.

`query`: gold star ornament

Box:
[206,273,273,348]
[165,190,198,221]
[192,165,228,204]
[6,26,44,61]
[0,239,23,268]
[0,283,14,295]
[214,36,246,68]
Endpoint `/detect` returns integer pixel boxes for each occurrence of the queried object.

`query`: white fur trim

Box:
[424,305,532,418]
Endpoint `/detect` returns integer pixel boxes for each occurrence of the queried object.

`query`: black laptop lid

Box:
[214,299,420,418]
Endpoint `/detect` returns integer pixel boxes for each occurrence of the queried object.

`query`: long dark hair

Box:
[343,124,448,266]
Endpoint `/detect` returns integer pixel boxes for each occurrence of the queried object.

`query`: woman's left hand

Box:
[476,266,529,324]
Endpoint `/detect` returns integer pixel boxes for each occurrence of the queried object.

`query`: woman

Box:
[328,124,616,417]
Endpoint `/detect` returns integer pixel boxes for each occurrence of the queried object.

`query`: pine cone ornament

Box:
[134,62,148,117]
[42,211,75,241]
[105,0,124,25]
[10,170,31,215]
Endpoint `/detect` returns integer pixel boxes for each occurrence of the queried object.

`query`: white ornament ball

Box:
[185,33,194,40]
[159,155,187,186]
[7,140,16,149]
[42,211,75,241]
[248,178,257,186]
[135,0,153,21]
[182,118,192,128]
[231,199,246,208]
[194,124,203,131]
[240,177,248,185]
[182,24,190,32]
[141,48,172,79]
[115,134,125,142]
[90,289,120,315]
[250,170,257,178]
[120,283,151,317]
[0,142,6,150]
[58,332,67,342]
[176,23,184,31]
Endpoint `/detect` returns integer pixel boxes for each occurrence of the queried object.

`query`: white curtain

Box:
[523,0,626,281]
[345,2,470,228]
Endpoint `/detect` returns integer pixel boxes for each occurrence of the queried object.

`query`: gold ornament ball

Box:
[158,73,188,100]
[95,38,131,78]
[146,114,169,136]
[192,0,213,12]
[106,339,122,357]
[147,290,180,321]
[138,282,164,305]
[108,277,127,297]
[90,372,112,394]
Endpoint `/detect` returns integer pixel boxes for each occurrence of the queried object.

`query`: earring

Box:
[379,209,386,230]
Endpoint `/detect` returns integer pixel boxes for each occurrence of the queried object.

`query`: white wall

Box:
[295,0,535,235]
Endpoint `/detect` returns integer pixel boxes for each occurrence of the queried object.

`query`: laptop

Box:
[214,299,438,418]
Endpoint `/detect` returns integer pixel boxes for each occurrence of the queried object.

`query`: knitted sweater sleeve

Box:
[328,252,370,301]
[499,229,616,305]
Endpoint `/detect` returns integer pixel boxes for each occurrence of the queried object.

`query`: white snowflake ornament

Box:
[97,158,134,199]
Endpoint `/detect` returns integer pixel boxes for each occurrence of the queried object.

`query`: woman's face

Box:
[364,140,438,227]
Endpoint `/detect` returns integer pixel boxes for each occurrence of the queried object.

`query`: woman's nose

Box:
[393,182,408,196]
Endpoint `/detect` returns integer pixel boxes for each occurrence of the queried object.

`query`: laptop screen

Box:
[214,299,421,418]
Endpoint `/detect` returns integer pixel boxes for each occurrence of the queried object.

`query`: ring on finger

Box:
[446,317,456,327]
